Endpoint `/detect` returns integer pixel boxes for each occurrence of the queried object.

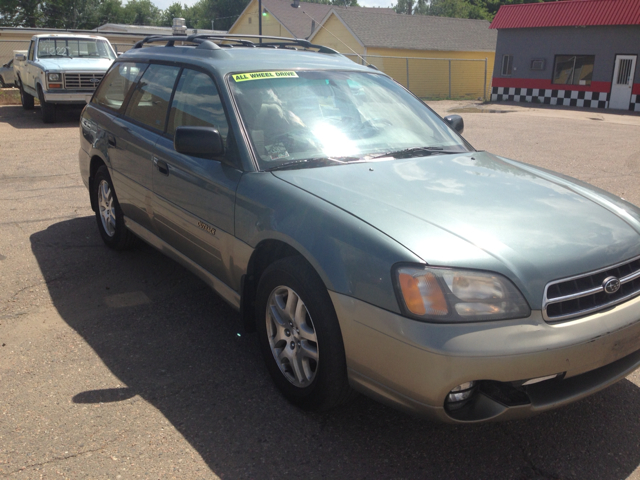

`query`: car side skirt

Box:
[125,217,241,310]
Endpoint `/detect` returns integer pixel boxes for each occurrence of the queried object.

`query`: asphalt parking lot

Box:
[1,100,640,479]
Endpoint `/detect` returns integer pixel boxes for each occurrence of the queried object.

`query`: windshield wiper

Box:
[367,147,463,160]
[267,156,359,172]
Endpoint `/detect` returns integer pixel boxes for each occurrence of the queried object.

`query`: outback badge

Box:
[198,221,216,235]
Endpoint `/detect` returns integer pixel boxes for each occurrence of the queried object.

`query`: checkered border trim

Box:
[631,94,640,112]
[491,87,610,109]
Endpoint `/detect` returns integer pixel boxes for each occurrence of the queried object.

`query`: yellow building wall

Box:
[309,16,495,100]
[363,47,495,100]
[229,0,294,39]
[310,14,364,56]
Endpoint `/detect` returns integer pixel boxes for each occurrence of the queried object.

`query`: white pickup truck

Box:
[14,34,116,123]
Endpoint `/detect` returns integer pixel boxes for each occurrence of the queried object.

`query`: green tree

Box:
[160,1,185,26]
[96,0,124,25]
[0,0,41,27]
[121,0,161,25]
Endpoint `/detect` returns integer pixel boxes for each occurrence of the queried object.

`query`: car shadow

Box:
[31,217,640,479]
[0,104,83,128]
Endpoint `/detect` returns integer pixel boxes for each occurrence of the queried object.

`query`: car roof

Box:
[117,40,376,78]
[32,34,110,41]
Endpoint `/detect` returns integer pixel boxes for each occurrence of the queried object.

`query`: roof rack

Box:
[132,34,340,55]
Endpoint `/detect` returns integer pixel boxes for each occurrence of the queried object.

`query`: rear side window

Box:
[93,63,145,112]
[125,64,181,131]
[167,69,229,138]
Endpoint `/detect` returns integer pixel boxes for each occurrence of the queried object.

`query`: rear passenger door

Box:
[152,68,243,290]
[114,63,181,231]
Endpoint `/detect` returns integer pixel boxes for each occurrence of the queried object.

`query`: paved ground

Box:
[1,101,640,479]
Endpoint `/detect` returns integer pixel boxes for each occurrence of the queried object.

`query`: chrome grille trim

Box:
[63,72,104,90]
[543,254,640,322]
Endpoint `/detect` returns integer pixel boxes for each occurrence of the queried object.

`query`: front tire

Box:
[256,257,354,411]
[38,86,56,123]
[19,80,34,110]
[93,165,137,250]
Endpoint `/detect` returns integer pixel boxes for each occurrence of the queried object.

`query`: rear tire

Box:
[38,86,56,123]
[93,165,138,250]
[256,256,354,411]
[19,80,34,110]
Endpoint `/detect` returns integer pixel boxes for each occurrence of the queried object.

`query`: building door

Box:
[609,55,637,110]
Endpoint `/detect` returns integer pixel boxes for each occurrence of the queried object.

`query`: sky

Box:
[151,0,395,13]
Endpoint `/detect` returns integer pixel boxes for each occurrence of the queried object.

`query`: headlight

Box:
[48,73,61,82]
[394,265,530,322]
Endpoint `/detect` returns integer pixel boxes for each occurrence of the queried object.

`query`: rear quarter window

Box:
[93,63,145,112]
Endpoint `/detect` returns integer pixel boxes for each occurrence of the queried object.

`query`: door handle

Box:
[107,133,116,147]
[153,156,169,175]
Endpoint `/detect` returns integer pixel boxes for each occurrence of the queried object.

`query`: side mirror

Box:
[174,126,224,159]
[444,115,464,134]
[15,54,26,62]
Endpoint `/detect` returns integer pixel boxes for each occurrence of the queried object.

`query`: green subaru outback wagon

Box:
[79,33,640,423]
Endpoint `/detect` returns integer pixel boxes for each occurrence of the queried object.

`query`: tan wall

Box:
[310,14,364,56]
[356,48,495,100]
[229,0,294,39]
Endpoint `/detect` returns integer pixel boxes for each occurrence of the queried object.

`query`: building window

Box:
[501,55,513,76]
[552,55,595,86]
[530,58,545,71]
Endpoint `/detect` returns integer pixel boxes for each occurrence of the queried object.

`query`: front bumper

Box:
[330,291,640,423]
[43,90,93,104]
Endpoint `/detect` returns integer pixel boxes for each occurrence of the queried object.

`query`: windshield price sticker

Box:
[232,71,298,82]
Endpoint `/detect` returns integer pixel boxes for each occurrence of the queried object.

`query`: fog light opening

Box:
[445,381,478,411]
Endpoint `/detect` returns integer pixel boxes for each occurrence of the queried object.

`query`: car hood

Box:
[272,152,640,307]
[38,58,113,72]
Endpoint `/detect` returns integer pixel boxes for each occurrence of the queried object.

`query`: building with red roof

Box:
[490,0,640,111]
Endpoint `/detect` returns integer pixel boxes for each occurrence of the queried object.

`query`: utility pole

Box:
[259,0,263,43]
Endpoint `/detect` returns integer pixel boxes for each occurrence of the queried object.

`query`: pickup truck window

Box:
[37,38,116,60]
[125,64,180,131]
[93,62,145,112]
[28,41,34,61]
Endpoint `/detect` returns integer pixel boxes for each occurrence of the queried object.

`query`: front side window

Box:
[93,62,145,112]
[229,70,469,171]
[37,38,116,59]
[552,55,595,86]
[167,69,229,138]
[501,55,513,76]
[125,64,180,131]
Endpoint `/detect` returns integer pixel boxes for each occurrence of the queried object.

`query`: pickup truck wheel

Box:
[93,165,138,250]
[255,257,354,411]
[37,86,56,123]
[19,81,34,110]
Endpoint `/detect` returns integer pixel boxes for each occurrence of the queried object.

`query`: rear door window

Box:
[125,64,181,132]
[93,62,145,112]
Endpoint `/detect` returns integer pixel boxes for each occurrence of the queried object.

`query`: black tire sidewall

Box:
[256,257,349,411]
[19,81,34,110]
[38,87,55,123]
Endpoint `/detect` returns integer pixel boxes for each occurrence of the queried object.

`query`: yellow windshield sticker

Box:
[232,71,299,82]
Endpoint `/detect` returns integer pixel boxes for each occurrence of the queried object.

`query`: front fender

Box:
[235,172,422,313]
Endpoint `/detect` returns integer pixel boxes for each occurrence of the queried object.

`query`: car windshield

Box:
[229,70,469,170]
[37,38,115,59]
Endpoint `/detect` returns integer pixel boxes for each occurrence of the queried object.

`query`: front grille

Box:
[63,73,104,90]
[543,255,640,322]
